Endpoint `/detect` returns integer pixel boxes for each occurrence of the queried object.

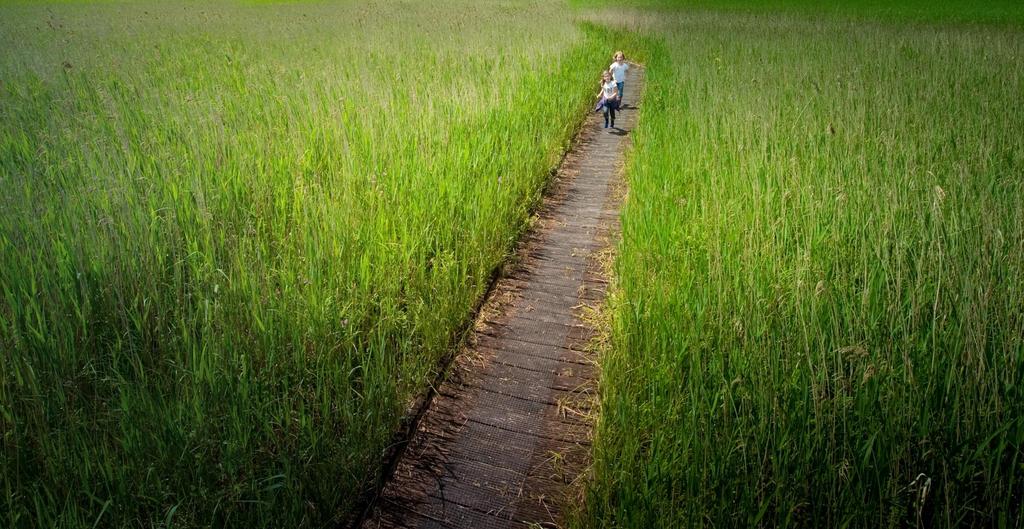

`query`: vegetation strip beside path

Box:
[360,67,644,529]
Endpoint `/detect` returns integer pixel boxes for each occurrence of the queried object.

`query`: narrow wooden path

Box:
[361,67,644,529]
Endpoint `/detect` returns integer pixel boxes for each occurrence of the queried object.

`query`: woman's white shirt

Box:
[610,61,629,82]
[602,81,617,98]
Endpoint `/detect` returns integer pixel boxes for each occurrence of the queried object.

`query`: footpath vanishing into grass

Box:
[582,4,1024,528]
[0,3,614,527]
[4,1,1023,528]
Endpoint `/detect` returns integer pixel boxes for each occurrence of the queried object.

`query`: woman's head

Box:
[614,51,625,62]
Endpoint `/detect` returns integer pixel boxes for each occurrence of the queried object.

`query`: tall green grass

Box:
[585,8,1024,528]
[572,0,1024,26]
[0,2,611,526]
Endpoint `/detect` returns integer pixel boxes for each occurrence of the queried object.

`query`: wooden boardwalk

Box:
[361,68,644,529]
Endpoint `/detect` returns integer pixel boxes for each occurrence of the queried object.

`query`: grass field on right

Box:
[582,5,1024,528]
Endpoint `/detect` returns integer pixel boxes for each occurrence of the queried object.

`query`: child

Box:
[595,70,619,129]
[609,51,630,103]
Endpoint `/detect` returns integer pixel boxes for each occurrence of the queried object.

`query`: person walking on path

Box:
[595,70,619,129]
[609,51,635,106]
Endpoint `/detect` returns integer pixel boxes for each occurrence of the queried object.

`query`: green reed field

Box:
[583,4,1024,528]
[4,1,1024,528]
[0,2,614,526]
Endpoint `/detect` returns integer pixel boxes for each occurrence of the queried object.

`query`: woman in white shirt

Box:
[609,51,630,103]
[596,70,620,129]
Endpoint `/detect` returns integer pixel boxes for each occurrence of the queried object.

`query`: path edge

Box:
[341,91,602,529]
[563,66,647,527]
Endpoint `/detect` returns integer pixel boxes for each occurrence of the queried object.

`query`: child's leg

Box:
[616,81,624,101]
[602,106,610,127]
[610,105,616,126]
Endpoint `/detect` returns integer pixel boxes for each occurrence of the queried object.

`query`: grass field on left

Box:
[0,2,607,527]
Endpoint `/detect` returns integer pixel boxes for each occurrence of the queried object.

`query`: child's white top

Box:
[602,80,618,98]
[610,61,629,82]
